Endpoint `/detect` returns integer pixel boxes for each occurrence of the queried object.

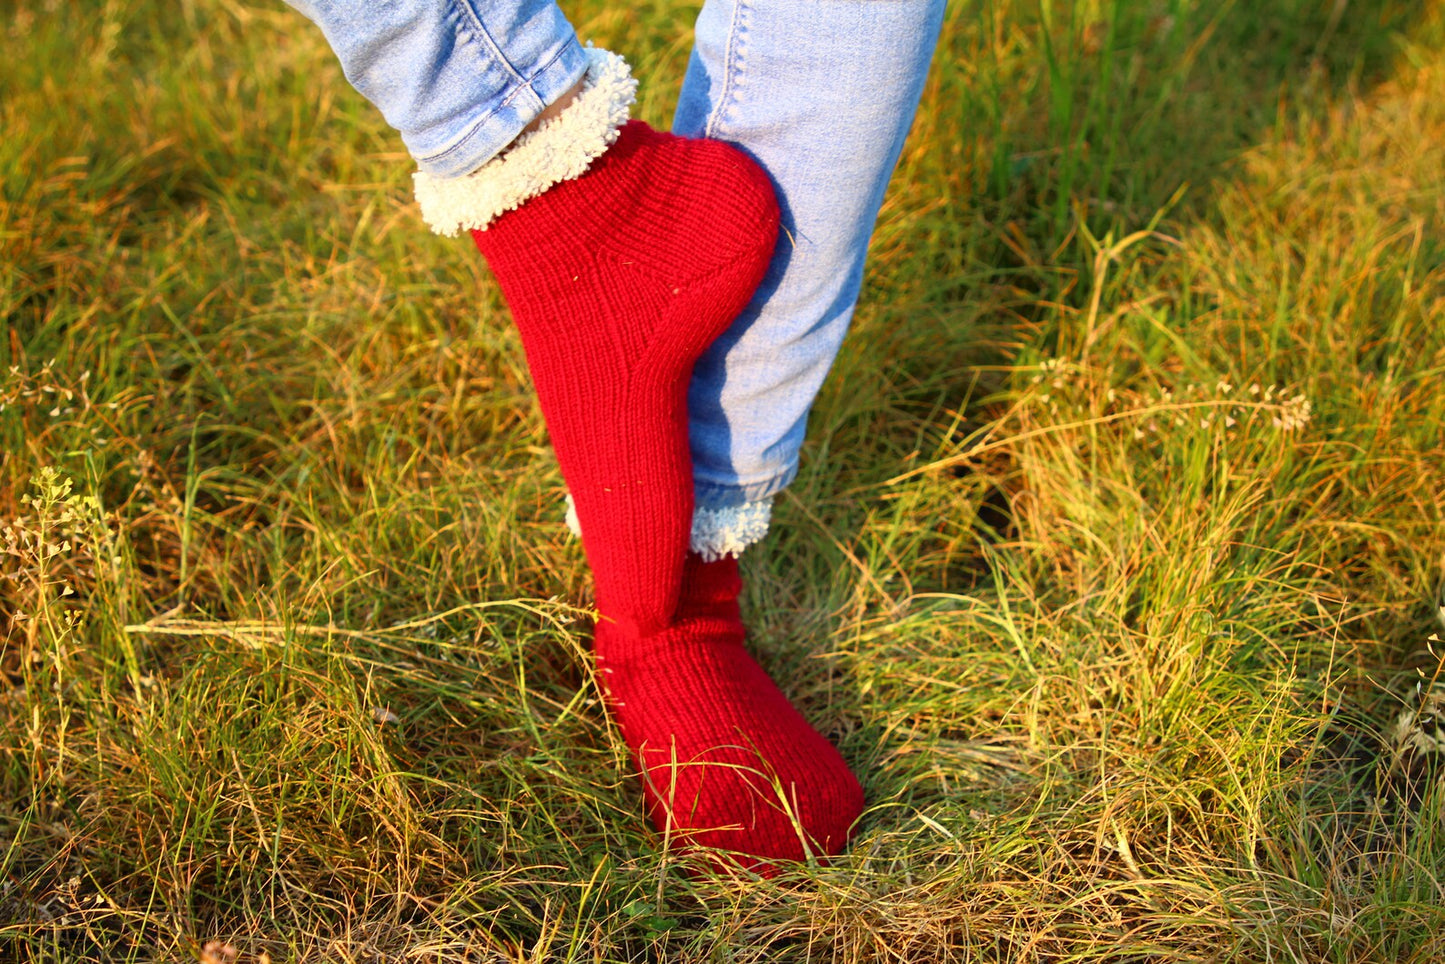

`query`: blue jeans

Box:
[286,0,945,517]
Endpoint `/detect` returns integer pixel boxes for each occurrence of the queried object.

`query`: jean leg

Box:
[675,0,946,511]
[285,0,589,176]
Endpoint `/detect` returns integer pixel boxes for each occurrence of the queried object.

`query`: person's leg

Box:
[288,1,860,869]
[584,0,946,869]
[590,0,949,870]
[284,0,766,636]
[675,0,948,554]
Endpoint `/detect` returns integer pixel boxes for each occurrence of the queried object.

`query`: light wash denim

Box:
[287,0,945,512]
[675,1,946,508]
[283,0,590,178]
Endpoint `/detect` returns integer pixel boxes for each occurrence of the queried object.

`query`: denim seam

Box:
[451,0,531,92]
[417,41,580,170]
[703,0,751,141]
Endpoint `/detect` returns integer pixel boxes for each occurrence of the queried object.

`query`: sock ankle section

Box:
[690,500,773,561]
[563,493,774,561]
[412,46,637,236]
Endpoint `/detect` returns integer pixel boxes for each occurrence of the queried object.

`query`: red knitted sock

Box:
[409,49,846,869]
[595,554,865,873]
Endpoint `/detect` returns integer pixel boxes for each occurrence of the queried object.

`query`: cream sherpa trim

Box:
[564,493,583,541]
[413,46,636,236]
[564,494,773,561]
[690,499,773,561]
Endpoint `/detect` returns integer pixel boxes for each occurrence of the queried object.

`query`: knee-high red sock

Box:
[595,554,865,872]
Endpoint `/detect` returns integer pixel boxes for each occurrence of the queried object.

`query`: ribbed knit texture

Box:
[594,554,865,872]
[472,120,779,637]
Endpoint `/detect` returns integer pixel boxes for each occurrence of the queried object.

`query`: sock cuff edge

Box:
[413,46,637,236]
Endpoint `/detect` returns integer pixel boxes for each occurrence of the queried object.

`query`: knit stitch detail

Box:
[412,46,637,236]
[564,493,772,559]
[473,118,779,637]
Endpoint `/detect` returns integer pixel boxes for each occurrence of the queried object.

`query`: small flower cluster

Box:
[1023,358,1082,415]
[1,467,106,607]
[0,362,85,419]
[1391,681,1445,756]
[1391,633,1445,757]
[0,361,125,452]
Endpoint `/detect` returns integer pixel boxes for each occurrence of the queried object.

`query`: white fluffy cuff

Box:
[564,495,773,561]
[412,46,637,236]
[689,500,774,561]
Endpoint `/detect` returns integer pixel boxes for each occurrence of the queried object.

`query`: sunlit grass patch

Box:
[4,0,1445,960]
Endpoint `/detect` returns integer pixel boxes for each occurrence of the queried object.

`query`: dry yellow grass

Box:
[3,0,1444,960]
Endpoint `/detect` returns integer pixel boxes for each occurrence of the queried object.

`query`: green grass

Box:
[4,0,1445,959]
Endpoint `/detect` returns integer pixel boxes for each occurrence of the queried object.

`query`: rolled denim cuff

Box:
[410,36,591,178]
[693,462,799,511]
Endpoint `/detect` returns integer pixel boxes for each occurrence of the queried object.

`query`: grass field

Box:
[4,0,1445,960]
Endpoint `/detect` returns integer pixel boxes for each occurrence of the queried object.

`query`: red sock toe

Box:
[595,554,864,872]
